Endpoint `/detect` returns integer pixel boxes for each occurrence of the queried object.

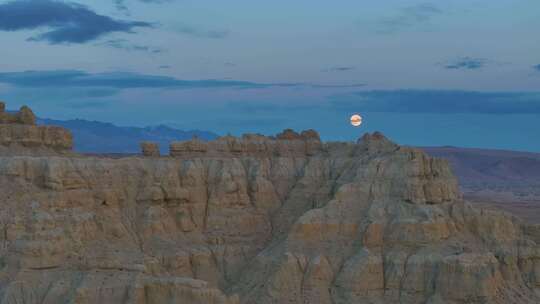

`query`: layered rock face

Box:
[0,102,73,154]
[169,129,322,157]
[0,119,539,303]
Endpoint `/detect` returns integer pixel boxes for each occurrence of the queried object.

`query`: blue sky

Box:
[0,0,539,151]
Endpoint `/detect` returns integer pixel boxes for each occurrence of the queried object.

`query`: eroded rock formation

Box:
[169,129,322,158]
[0,104,539,303]
[0,102,72,154]
[141,141,160,157]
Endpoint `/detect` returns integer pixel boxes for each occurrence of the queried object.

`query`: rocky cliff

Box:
[0,102,72,155]
[0,105,539,304]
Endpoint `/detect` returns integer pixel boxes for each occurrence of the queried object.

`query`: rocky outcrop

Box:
[0,102,36,125]
[141,141,160,157]
[0,102,72,154]
[169,130,322,157]
[0,116,538,303]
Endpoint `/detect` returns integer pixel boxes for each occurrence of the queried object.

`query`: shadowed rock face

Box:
[0,107,539,303]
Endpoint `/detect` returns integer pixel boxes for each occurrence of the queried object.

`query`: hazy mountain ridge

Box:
[37,117,219,153]
[422,146,540,193]
[423,146,540,223]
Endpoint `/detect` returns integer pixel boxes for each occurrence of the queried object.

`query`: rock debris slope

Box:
[0,103,539,304]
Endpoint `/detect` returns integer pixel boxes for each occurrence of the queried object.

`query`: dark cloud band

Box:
[322,66,356,72]
[0,70,268,89]
[0,70,366,90]
[97,39,162,53]
[329,90,540,114]
[0,0,152,44]
[444,57,487,70]
[375,3,443,34]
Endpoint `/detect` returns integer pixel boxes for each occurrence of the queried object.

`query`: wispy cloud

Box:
[0,70,268,89]
[443,57,488,70]
[0,70,367,92]
[534,64,540,72]
[329,90,540,114]
[114,0,175,12]
[175,24,229,39]
[322,66,356,72]
[98,39,163,53]
[0,0,153,44]
[139,0,174,3]
[113,0,129,13]
[0,87,120,106]
[375,3,443,34]
[309,83,366,89]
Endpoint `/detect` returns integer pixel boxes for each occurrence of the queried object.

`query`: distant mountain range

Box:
[422,146,540,223]
[422,146,540,194]
[37,118,219,154]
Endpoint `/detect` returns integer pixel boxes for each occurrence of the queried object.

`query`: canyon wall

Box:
[0,105,539,303]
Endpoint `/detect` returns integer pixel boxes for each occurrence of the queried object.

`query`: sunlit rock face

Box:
[0,105,539,304]
[0,102,73,154]
[168,128,322,158]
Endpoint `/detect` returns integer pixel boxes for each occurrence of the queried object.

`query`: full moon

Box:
[350,114,362,127]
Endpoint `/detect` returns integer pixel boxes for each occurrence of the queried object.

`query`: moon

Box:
[350,114,362,127]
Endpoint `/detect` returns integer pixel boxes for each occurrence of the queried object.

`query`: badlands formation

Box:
[0,102,539,304]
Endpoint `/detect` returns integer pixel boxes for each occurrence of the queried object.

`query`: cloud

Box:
[534,64,540,72]
[113,0,128,12]
[309,83,366,89]
[443,57,487,70]
[0,70,367,93]
[323,66,356,72]
[0,70,273,89]
[376,3,443,34]
[329,90,540,114]
[98,39,162,53]
[158,65,171,69]
[175,24,229,39]
[114,0,175,14]
[139,0,174,3]
[1,87,119,100]
[0,0,152,44]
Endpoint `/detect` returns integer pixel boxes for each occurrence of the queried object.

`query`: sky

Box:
[0,0,539,151]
